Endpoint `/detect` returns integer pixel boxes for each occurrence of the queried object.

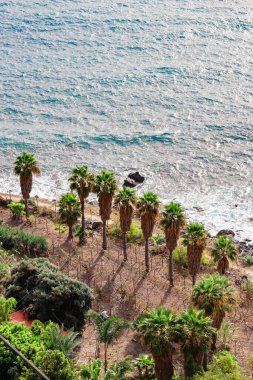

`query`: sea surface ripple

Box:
[0,0,253,239]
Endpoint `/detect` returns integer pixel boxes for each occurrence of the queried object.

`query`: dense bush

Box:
[109,220,144,243]
[173,245,212,268]
[4,258,92,330]
[0,225,48,257]
[243,256,253,266]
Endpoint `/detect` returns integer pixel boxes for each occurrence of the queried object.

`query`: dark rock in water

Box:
[216,229,235,237]
[124,178,136,188]
[193,206,204,212]
[128,171,145,183]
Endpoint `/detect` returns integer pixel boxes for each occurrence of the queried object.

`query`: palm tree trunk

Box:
[168,249,174,287]
[68,224,73,240]
[153,354,174,380]
[192,274,196,286]
[145,238,150,272]
[80,199,85,244]
[24,197,29,218]
[211,332,217,351]
[104,343,108,372]
[102,220,107,250]
[123,232,127,261]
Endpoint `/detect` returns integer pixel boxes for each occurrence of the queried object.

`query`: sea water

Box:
[0,0,253,239]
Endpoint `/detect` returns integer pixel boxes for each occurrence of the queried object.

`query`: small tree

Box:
[134,354,155,380]
[59,193,81,239]
[178,308,214,378]
[87,311,127,372]
[182,223,208,285]
[8,203,25,220]
[14,152,41,217]
[80,359,102,380]
[160,202,185,286]
[137,192,159,272]
[94,171,118,251]
[192,274,236,350]
[115,187,137,261]
[0,296,16,323]
[133,307,180,380]
[43,323,81,356]
[69,166,95,244]
[211,235,237,275]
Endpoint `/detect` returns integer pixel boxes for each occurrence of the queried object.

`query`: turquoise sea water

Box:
[0,0,253,238]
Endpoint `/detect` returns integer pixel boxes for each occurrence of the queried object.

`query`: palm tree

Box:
[59,193,81,239]
[115,187,137,261]
[137,192,159,272]
[134,354,155,380]
[80,359,102,380]
[133,307,180,380]
[45,324,81,356]
[87,311,127,372]
[182,223,208,286]
[160,202,185,287]
[14,152,41,217]
[192,274,236,350]
[178,308,214,378]
[94,171,118,251]
[211,235,237,275]
[68,165,95,244]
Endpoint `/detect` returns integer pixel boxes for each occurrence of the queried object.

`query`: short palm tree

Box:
[69,165,95,244]
[137,192,159,272]
[192,274,236,350]
[80,359,102,380]
[160,202,185,286]
[134,354,155,380]
[87,311,127,372]
[182,223,208,285]
[94,171,118,250]
[211,235,237,275]
[133,307,180,380]
[44,324,81,356]
[14,152,41,217]
[115,187,137,261]
[59,193,81,239]
[178,308,214,378]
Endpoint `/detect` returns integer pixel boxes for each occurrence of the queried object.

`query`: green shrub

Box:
[8,203,25,220]
[243,256,253,265]
[4,258,92,330]
[0,262,10,280]
[173,245,212,268]
[0,296,16,322]
[54,224,68,233]
[0,225,48,257]
[109,220,144,243]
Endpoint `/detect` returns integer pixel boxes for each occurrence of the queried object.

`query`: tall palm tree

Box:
[115,187,137,261]
[68,165,95,244]
[178,308,214,378]
[182,223,208,286]
[14,152,41,217]
[94,171,118,251]
[133,307,180,380]
[211,235,237,275]
[160,202,185,287]
[86,311,127,372]
[192,274,236,350]
[59,193,81,239]
[137,192,159,272]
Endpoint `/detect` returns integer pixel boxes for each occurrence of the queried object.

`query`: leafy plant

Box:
[104,356,133,380]
[43,323,81,356]
[0,296,16,323]
[217,321,238,351]
[243,256,253,266]
[80,359,102,380]
[0,262,10,280]
[54,224,68,233]
[4,258,92,330]
[8,203,25,220]
[134,354,156,379]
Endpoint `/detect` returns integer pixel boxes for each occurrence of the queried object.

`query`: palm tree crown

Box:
[182,223,208,248]
[58,193,81,239]
[69,165,95,199]
[94,171,117,198]
[160,202,185,230]
[211,235,237,275]
[14,152,41,177]
[137,192,159,233]
[192,274,236,329]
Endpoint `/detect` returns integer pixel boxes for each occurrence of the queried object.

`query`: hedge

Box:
[0,225,48,257]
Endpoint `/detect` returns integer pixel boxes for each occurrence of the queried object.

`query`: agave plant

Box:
[182,223,208,285]
[69,165,95,244]
[192,274,236,350]
[211,235,237,275]
[160,202,185,286]
[133,307,180,380]
[115,187,137,261]
[94,171,118,250]
[137,192,159,272]
[14,152,41,217]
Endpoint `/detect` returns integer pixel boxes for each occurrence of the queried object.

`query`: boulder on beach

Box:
[123,178,137,188]
[216,229,235,237]
[128,171,145,183]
